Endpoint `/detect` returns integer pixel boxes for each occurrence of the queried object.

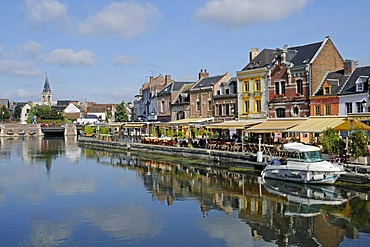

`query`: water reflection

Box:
[89,149,370,246]
[0,138,369,246]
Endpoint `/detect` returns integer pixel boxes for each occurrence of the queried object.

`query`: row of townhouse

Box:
[133,36,370,123]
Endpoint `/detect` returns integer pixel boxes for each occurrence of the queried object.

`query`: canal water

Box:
[0,137,369,247]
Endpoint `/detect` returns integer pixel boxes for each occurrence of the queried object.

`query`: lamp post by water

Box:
[257,135,263,162]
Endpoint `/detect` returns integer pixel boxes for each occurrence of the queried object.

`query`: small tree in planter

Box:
[348,129,369,159]
[83,126,96,137]
[320,128,345,156]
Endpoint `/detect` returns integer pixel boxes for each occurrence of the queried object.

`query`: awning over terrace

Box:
[245,118,307,133]
[206,119,266,129]
[285,116,370,133]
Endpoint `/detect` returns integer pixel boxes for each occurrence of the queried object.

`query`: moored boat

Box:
[261,142,345,184]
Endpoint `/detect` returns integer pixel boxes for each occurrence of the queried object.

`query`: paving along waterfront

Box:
[0,136,370,247]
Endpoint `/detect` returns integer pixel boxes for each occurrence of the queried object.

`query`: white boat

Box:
[261,142,345,184]
[262,178,347,206]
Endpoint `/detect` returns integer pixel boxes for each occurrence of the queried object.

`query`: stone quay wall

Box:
[77,137,266,170]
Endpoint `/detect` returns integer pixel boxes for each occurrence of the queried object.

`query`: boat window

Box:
[287,150,324,162]
[305,151,324,162]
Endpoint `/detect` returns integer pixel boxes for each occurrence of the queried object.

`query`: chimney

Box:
[198,69,209,80]
[344,59,358,74]
[165,75,171,84]
[249,48,259,62]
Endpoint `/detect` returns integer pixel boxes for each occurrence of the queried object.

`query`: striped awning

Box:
[286,116,370,133]
[245,118,307,133]
[207,119,266,129]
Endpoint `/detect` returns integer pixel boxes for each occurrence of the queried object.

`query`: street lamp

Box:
[361,99,367,112]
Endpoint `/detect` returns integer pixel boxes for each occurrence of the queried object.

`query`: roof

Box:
[285,116,370,133]
[191,74,225,90]
[283,142,320,152]
[206,119,266,129]
[287,41,323,67]
[42,77,52,93]
[339,66,370,95]
[241,49,274,71]
[246,118,306,133]
[157,81,194,96]
[314,69,349,96]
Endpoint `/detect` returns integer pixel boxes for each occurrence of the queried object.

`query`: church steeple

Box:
[43,76,52,93]
[41,75,53,106]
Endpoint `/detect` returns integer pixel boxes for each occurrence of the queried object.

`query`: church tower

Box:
[41,76,53,106]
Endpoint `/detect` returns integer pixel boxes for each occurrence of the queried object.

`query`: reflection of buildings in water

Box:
[65,136,81,163]
[91,150,369,246]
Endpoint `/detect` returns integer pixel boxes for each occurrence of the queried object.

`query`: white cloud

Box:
[113,55,138,66]
[25,0,69,25]
[45,48,96,66]
[19,41,42,58]
[78,2,161,38]
[194,0,309,28]
[0,60,40,76]
[16,88,37,98]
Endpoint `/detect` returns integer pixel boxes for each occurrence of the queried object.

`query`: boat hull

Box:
[261,165,344,184]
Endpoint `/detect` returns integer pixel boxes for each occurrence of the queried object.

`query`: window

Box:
[225,104,230,116]
[345,102,352,114]
[244,81,250,92]
[356,102,364,113]
[276,108,285,117]
[255,99,261,113]
[281,81,286,95]
[324,86,331,95]
[296,79,303,95]
[275,82,280,95]
[196,101,200,111]
[292,106,299,116]
[255,79,261,91]
[244,100,250,113]
[161,100,166,112]
[208,100,212,111]
[356,83,364,92]
[315,105,320,116]
[325,105,331,115]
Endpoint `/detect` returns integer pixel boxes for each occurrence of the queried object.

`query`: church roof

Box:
[43,77,52,93]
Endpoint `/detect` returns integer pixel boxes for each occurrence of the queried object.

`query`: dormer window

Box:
[324,86,331,95]
[357,83,364,92]
[355,76,367,92]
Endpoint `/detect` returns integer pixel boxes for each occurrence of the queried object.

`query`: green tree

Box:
[348,129,369,159]
[28,105,64,123]
[115,101,129,122]
[0,105,11,122]
[320,128,345,155]
[13,105,22,120]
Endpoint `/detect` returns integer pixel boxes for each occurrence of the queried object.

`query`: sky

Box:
[1,0,370,104]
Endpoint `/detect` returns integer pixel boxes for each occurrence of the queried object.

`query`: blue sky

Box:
[1,0,370,104]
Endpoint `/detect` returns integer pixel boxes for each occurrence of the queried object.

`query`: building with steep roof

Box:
[156,80,195,122]
[269,36,344,118]
[133,74,171,121]
[213,77,238,122]
[189,70,232,118]
[171,83,195,121]
[310,60,356,116]
[338,65,370,116]
[41,76,53,106]
[237,48,274,119]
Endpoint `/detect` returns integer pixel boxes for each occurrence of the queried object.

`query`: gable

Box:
[64,103,81,113]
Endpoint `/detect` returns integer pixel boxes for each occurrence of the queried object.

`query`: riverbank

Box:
[78,137,370,184]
